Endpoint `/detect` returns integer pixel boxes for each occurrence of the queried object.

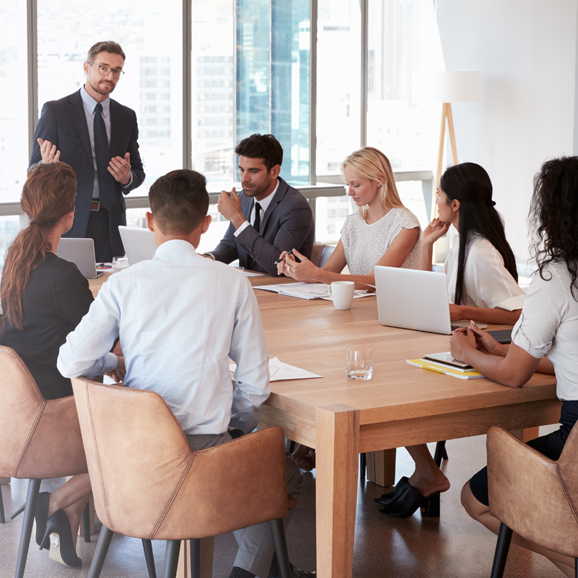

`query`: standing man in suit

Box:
[29,41,145,262]
[208,133,314,275]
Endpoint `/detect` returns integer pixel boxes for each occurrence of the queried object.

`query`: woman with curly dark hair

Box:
[452,156,578,577]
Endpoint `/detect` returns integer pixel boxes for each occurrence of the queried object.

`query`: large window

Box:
[367,0,443,171]
[37,0,183,193]
[237,0,311,185]
[316,0,362,176]
[0,4,28,204]
[3,0,440,256]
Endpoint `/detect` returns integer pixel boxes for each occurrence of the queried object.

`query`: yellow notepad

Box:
[406,359,484,380]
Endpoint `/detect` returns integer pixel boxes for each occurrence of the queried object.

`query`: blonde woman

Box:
[277,146,421,287]
[279,147,421,472]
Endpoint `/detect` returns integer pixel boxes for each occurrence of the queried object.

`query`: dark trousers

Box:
[86,208,113,263]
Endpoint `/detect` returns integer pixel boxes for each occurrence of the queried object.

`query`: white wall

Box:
[436,0,578,263]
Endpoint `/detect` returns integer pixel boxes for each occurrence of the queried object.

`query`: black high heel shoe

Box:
[39,509,82,567]
[373,476,410,506]
[34,492,50,546]
[378,482,440,518]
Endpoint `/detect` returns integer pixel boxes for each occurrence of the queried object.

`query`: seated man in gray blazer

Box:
[208,133,315,275]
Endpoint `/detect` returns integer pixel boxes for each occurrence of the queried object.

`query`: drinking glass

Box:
[346,347,373,380]
[112,256,129,273]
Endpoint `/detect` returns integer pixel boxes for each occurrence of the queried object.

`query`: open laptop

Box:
[374,266,452,334]
[56,238,102,279]
[118,226,157,266]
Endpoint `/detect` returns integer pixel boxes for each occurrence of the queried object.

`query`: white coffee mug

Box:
[329,281,355,310]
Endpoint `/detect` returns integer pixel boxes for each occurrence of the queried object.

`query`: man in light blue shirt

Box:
[58,169,312,578]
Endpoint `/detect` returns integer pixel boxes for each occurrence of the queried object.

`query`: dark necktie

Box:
[246,202,262,271]
[253,202,262,233]
[94,103,116,210]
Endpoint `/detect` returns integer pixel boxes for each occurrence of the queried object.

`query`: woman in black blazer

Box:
[2,162,93,567]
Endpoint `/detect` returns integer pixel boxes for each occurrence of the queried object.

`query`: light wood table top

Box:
[253,292,559,578]
[89,272,559,578]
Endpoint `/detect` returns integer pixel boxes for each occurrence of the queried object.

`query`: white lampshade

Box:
[413,70,480,103]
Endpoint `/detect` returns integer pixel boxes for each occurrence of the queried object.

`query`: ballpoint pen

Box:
[274,250,294,265]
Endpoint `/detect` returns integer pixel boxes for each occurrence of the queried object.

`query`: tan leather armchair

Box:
[72,377,293,578]
[487,425,578,577]
[0,346,88,578]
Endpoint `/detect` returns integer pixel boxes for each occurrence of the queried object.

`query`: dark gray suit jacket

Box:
[29,89,145,256]
[211,178,315,276]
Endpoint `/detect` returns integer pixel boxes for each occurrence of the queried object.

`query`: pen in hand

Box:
[274,250,294,265]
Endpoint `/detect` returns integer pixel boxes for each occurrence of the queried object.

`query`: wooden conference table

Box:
[250,281,560,578]
[91,272,560,578]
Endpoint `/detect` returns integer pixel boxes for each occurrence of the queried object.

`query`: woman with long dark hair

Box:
[453,157,578,577]
[376,163,525,518]
[420,162,524,323]
[2,162,93,567]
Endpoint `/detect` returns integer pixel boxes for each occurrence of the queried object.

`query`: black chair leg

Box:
[164,540,181,578]
[490,522,513,578]
[82,501,91,543]
[11,503,26,520]
[359,453,366,479]
[189,538,201,578]
[88,525,114,578]
[142,539,157,578]
[270,518,291,578]
[433,441,447,467]
[0,484,5,524]
[15,478,41,578]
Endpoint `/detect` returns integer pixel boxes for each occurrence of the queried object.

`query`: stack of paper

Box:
[406,359,484,380]
[254,282,372,301]
[230,357,322,381]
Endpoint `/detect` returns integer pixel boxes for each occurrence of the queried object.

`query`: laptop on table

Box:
[56,238,102,279]
[374,266,452,335]
[118,226,157,266]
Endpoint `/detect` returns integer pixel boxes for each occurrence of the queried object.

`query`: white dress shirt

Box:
[58,239,270,435]
[234,179,280,237]
[443,234,525,310]
[512,262,578,401]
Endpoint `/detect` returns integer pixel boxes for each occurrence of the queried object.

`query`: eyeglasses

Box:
[88,62,125,79]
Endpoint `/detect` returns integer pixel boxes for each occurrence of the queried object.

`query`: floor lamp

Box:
[430,70,480,219]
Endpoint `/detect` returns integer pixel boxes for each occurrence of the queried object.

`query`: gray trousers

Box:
[186,431,303,578]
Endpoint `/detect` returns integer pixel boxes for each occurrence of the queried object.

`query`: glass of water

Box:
[346,347,373,380]
[112,256,129,273]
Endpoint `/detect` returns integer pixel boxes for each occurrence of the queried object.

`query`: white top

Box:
[443,234,525,310]
[512,262,578,401]
[341,208,421,275]
[234,179,280,237]
[58,240,270,435]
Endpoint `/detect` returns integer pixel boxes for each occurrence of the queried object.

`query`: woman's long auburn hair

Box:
[439,162,518,306]
[2,162,77,330]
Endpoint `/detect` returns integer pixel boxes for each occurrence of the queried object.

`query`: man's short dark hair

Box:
[148,170,209,235]
[87,41,126,62]
[234,134,283,172]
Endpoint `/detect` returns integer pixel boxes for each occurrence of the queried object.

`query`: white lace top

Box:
[340,208,421,275]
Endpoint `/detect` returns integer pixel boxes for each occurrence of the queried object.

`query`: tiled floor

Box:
[0,431,565,578]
